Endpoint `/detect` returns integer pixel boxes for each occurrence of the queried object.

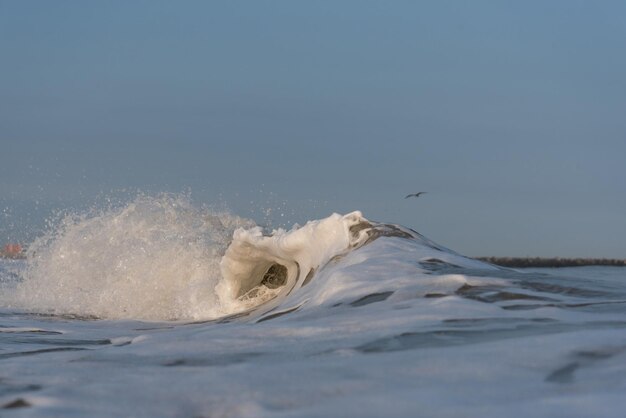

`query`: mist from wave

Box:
[0,195,376,321]
[0,195,252,320]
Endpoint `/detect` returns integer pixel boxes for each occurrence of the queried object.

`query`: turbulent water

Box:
[1,195,625,417]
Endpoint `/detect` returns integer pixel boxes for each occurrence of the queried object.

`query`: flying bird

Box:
[405,192,427,199]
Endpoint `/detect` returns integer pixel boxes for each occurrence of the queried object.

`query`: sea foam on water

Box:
[2,196,626,417]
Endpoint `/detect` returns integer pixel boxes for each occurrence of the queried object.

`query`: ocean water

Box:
[1,195,625,417]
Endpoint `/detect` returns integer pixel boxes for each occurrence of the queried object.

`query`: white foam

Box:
[217,211,367,313]
[1,194,253,320]
[1,196,370,321]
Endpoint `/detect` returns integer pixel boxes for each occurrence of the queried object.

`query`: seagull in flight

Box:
[405,192,427,199]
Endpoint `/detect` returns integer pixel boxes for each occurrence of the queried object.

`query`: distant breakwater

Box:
[477,257,626,268]
[2,252,625,268]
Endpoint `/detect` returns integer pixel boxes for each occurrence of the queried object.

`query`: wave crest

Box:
[217,211,370,313]
[1,195,374,321]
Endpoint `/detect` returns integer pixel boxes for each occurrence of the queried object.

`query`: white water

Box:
[1,195,254,320]
[1,196,626,417]
[0,195,373,321]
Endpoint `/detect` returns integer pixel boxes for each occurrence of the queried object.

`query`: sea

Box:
[1,195,625,417]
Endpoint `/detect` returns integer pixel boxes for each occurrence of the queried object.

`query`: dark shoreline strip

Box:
[477,257,626,268]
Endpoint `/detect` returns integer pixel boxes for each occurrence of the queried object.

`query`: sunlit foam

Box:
[2,194,254,320]
[1,195,369,321]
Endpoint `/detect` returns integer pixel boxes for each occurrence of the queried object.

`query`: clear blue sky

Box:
[1,1,625,257]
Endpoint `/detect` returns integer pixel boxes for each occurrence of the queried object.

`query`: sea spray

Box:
[1,195,372,321]
[2,194,255,320]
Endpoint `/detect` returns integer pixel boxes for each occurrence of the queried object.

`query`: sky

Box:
[1,1,625,258]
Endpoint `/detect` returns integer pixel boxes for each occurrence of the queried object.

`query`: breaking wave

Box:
[2,197,625,418]
[0,194,508,322]
[0,195,377,320]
